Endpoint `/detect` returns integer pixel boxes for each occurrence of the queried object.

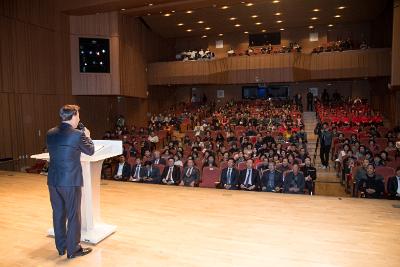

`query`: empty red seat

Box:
[200,167,221,188]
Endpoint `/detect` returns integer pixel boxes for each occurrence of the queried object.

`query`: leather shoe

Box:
[58,249,66,256]
[67,247,92,259]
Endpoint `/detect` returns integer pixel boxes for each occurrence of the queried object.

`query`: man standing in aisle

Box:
[319,123,332,169]
[47,105,94,259]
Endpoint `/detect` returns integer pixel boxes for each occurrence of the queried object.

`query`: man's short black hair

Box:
[59,104,80,121]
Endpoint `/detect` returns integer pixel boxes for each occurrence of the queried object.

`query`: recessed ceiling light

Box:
[272,0,280,3]
[148,3,153,6]
[164,13,171,17]
[328,24,334,27]
[201,35,207,38]
[262,29,266,32]
[244,31,249,34]
[221,5,229,9]
[218,33,224,36]
[276,20,283,23]
[246,3,254,6]
[186,29,192,32]
[334,14,341,18]
[147,13,151,16]
[205,27,211,30]
[313,8,320,12]
[275,12,281,16]
[198,20,204,24]
[121,8,126,11]
[308,25,314,29]
[255,22,262,25]
[280,28,285,31]
[171,10,175,13]
[186,10,193,14]
[177,23,184,26]
[235,24,241,27]
[311,17,318,20]
[251,15,258,18]
[338,6,346,9]
[230,17,237,20]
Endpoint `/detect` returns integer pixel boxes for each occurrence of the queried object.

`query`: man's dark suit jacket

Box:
[283,171,305,194]
[144,166,162,184]
[47,123,95,187]
[131,164,147,178]
[152,158,166,165]
[387,176,400,199]
[261,170,283,191]
[113,162,131,179]
[161,165,181,185]
[220,167,240,189]
[239,168,260,189]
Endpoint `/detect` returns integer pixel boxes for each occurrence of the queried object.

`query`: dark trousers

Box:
[48,186,82,255]
[320,145,331,167]
[307,101,313,111]
[305,180,315,195]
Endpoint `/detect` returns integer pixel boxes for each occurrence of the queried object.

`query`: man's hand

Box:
[84,127,91,138]
[366,188,376,194]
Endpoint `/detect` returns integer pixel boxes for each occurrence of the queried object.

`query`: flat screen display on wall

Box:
[242,84,288,99]
[249,32,281,46]
[79,38,110,73]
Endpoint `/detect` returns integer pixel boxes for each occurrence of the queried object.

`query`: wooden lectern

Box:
[31,140,122,244]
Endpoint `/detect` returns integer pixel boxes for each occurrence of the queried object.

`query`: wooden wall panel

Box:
[391,0,400,86]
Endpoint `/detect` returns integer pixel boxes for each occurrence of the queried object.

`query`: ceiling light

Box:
[313,8,320,12]
[201,35,207,38]
[205,27,211,30]
[251,15,258,18]
[338,6,346,9]
[308,25,314,29]
[147,13,151,16]
[275,12,281,16]
[280,28,285,31]
[186,29,192,32]
[177,23,184,26]
[246,3,254,6]
[218,33,224,36]
[244,31,249,34]
[311,17,318,20]
[171,10,175,13]
[328,24,334,27]
[148,3,153,6]
[235,24,241,27]
[121,8,126,11]
[230,17,237,20]
[164,13,171,17]
[334,14,341,18]
[186,10,193,14]
[255,22,262,25]
[198,20,204,24]
[273,0,280,3]
[221,6,229,9]
[276,20,282,23]
[262,29,266,32]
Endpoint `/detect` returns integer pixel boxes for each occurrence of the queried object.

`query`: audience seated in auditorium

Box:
[180,159,200,187]
[358,164,384,198]
[260,161,283,192]
[239,159,259,191]
[143,161,161,184]
[387,167,400,200]
[113,155,131,181]
[176,48,215,61]
[130,158,146,182]
[283,163,305,194]
[161,158,181,185]
[219,158,239,190]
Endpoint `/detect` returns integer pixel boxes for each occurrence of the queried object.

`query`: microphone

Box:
[77,122,85,131]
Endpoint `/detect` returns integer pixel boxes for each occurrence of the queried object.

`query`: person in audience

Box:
[142,161,161,184]
[152,150,166,165]
[301,157,317,195]
[173,154,184,168]
[277,158,291,174]
[239,159,259,191]
[319,122,333,169]
[180,159,200,187]
[130,158,146,182]
[161,158,181,185]
[113,155,131,181]
[261,162,283,192]
[147,131,159,151]
[203,155,218,168]
[283,163,305,194]
[387,167,400,200]
[358,164,384,198]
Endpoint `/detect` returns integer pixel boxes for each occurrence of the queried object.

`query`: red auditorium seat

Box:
[153,164,165,175]
[386,159,400,170]
[219,161,228,170]
[200,167,221,188]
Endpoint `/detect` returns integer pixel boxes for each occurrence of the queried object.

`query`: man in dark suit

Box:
[283,163,305,194]
[161,157,181,185]
[47,105,94,259]
[261,162,283,192]
[113,155,131,181]
[239,159,260,191]
[319,123,332,169]
[220,158,239,190]
[301,157,317,195]
[130,158,147,182]
[180,158,200,187]
[143,161,162,184]
[152,150,166,165]
[387,167,400,200]
[358,164,385,199]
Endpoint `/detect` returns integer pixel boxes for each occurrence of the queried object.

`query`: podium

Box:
[31,140,122,244]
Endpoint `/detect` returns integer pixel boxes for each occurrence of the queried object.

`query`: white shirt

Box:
[245,169,253,185]
[166,166,174,182]
[117,163,124,176]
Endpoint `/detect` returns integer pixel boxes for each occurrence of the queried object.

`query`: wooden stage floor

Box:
[1,171,400,267]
